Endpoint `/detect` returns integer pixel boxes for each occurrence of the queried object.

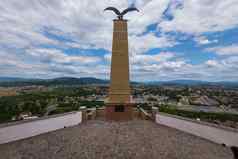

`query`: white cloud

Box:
[127,0,170,34]
[206,44,238,55]
[0,0,126,50]
[0,48,106,79]
[131,52,175,65]
[26,48,101,64]
[131,59,192,81]
[159,0,238,34]
[129,33,177,55]
[0,0,238,81]
[131,56,238,82]
[105,51,175,65]
[194,36,218,45]
[205,60,220,68]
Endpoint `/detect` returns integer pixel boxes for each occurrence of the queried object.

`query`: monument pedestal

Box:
[106,103,134,121]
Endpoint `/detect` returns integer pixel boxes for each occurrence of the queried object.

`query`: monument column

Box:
[104,6,139,121]
[110,20,130,103]
[106,19,133,121]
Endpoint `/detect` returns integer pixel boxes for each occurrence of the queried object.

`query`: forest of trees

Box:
[0,87,104,123]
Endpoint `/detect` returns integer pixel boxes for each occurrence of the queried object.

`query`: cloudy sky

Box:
[0,0,238,81]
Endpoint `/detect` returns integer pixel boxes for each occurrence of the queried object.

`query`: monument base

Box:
[106,103,134,121]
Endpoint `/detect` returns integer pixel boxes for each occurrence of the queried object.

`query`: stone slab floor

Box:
[0,120,234,159]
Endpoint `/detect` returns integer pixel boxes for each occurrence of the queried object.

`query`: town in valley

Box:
[0,77,237,129]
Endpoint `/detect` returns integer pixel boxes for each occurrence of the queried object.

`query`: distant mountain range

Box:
[0,77,31,82]
[0,77,108,87]
[0,77,238,88]
[145,80,238,88]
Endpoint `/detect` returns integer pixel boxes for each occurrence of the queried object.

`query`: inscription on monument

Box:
[115,105,125,112]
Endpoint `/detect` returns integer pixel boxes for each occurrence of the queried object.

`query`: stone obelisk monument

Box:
[104,7,139,121]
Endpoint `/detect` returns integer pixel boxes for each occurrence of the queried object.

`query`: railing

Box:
[79,106,158,121]
[137,106,153,120]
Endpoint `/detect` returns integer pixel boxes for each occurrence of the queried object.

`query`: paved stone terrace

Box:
[0,120,234,159]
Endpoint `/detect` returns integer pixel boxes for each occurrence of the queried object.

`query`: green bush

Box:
[80,101,104,108]
[159,106,238,122]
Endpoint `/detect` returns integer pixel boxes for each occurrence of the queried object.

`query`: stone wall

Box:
[156,113,238,147]
[0,111,82,144]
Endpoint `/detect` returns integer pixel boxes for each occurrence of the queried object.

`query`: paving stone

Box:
[0,120,234,159]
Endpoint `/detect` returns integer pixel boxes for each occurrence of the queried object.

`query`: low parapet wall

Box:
[156,113,238,147]
[0,111,82,144]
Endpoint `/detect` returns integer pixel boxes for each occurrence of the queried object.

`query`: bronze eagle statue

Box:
[104,7,139,20]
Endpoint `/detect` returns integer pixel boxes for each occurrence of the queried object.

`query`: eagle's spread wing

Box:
[104,7,121,15]
[121,7,139,16]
